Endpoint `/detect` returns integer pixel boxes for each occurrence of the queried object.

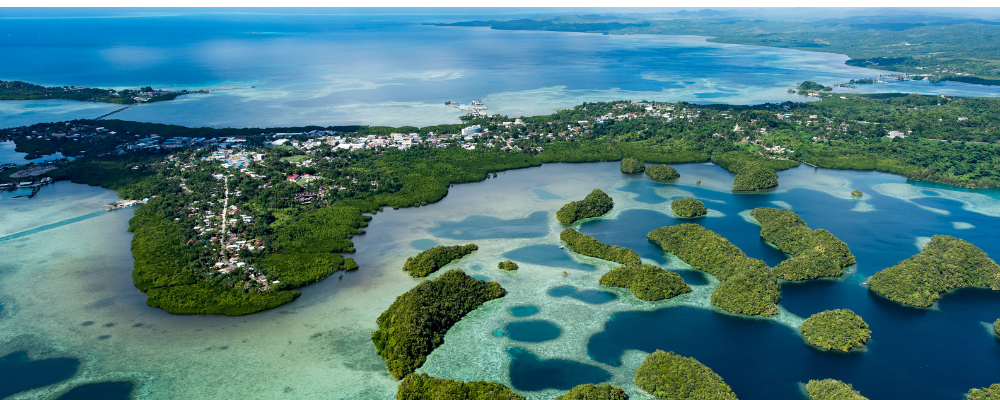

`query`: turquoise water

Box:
[4,10,1000,129]
[0,141,67,164]
[4,162,1000,399]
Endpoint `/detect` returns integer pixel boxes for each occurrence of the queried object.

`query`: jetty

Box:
[107,199,147,211]
[96,103,138,120]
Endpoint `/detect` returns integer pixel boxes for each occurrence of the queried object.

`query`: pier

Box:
[96,103,138,120]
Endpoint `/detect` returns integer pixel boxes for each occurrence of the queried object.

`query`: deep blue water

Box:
[57,381,134,400]
[506,320,562,343]
[0,350,80,398]
[503,244,596,271]
[566,167,1000,399]
[547,285,617,304]
[430,211,549,239]
[509,305,540,317]
[507,347,611,391]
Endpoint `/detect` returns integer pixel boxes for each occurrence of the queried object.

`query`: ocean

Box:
[3,9,1000,129]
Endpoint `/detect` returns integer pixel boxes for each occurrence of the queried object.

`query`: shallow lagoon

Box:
[3,162,1000,399]
[5,11,1000,129]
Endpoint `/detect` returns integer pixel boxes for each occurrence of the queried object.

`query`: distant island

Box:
[431,14,1000,82]
[867,235,1000,307]
[0,80,200,104]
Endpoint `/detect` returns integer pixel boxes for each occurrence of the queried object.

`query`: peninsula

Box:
[0,80,198,105]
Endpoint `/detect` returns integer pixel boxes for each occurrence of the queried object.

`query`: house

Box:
[888,131,906,139]
[287,174,300,182]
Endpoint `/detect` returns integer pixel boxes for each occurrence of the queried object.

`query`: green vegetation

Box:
[0,80,193,104]
[671,197,707,218]
[498,260,519,271]
[750,207,856,281]
[403,244,479,278]
[805,379,869,400]
[556,189,614,224]
[634,350,738,400]
[396,373,524,400]
[968,384,1000,400]
[851,190,863,197]
[712,152,796,191]
[435,15,1000,79]
[621,157,645,173]
[994,318,1000,337]
[797,81,833,94]
[868,235,1000,307]
[560,228,641,266]
[800,309,871,351]
[553,383,628,400]
[599,263,691,301]
[372,269,506,379]
[648,224,780,316]
[645,164,680,180]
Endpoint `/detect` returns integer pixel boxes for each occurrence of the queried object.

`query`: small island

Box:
[621,157,645,173]
[0,80,196,104]
[800,309,871,352]
[396,373,525,399]
[645,164,680,180]
[554,383,628,400]
[750,207,855,281]
[497,260,519,271]
[671,197,707,218]
[600,263,691,301]
[648,224,780,316]
[968,384,1000,400]
[796,80,833,94]
[403,244,479,278]
[556,188,614,224]
[806,379,869,400]
[867,235,1000,307]
[994,318,1000,337]
[560,228,641,266]
[634,350,738,400]
[851,190,863,197]
[372,269,506,379]
[712,151,797,191]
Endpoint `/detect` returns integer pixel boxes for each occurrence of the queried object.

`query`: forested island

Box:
[634,350,738,400]
[556,189,614,224]
[433,13,1000,80]
[867,235,1000,307]
[670,197,707,218]
[0,80,196,104]
[552,383,627,400]
[497,260,518,271]
[648,224,780,316]
[805,379,869,400]
[560,228,641,266]
[800,309,871,351]
[968,384,1000,400]
[620,157,645,173]
[396,373,525,400]
[372,269,505,379]
[403,244,479,278]
[599,264,691,301]
[749,207,856,280]
[645,164,679,180]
